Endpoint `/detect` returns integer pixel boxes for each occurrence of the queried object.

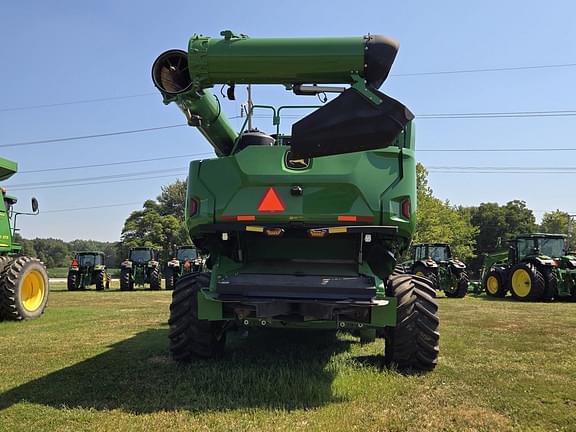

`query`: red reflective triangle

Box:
[257,187,285,213]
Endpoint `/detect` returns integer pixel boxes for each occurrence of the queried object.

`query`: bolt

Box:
[243,319,249,326]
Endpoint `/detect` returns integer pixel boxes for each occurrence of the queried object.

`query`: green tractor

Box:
[0,157,49,321]
[406,243,469,298]
[151,31,439,371]
[120,247,162,291]
[165,245,203,290]
[482,233,576,301]
[67,251,110,291]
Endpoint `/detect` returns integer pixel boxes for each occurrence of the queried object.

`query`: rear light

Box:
[337,215,374,222]
[189,198,199,217]
[221,215,256,221]
[401,198,411,219]
[183,260,191,269]
[309,229,329,238]
[71,259,79,268]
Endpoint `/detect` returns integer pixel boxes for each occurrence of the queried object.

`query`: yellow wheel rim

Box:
[486,275,500,295]
[511,268,531,298]
[21,270,46,312]
[416,271,425,277]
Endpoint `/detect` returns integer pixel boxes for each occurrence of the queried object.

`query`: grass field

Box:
[47,268,121,278]
[1,284,575,431]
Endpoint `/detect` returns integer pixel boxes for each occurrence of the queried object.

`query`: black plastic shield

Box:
[290,88,414,159]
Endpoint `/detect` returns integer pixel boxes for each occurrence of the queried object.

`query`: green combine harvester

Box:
[152,31,439,371]
[482,233,576,301]
[120,247,162,290]
[406,243,469,298]
[165,245,203,290]
[67,251,110,291]
[0,158,49,321]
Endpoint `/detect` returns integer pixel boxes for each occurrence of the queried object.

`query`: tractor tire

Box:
[96,271,106,291]
[384,273,440,372]
[509,263,545,301]
[120,268,133,291]
[0,257,49,321]
[165,268,177,291]
[484,269,507,298]
[67,272,79,291]
[542,269,558,301]
[445,270,469,298]
[412,264,438,290]
[168,272,227,361]
[393,264,405,275]
[150,267,162,290]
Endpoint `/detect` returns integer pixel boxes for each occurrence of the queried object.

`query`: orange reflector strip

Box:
[257,187,285,213]
[337,215,374,222]
[221,215,256,221]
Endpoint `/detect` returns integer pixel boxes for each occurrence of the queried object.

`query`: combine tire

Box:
[67,272,79,291]
[168,272,227,361]
[0,257,49,321]
[120,268,133,291]
[384,273,439,372]
[509,263,544,301]
[484,269,507,298]
[445,270,469,298]
[150,267,162,290]
[165,268,177,291]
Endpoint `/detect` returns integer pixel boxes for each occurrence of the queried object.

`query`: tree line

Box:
[21,168,573,269]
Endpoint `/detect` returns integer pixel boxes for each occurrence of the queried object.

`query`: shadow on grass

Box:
[0,328,349,413]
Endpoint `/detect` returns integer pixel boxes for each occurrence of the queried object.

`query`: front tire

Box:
[384,274,440,372]
[168,272,227,361]
[0,257,49,321]
[165,267,177,291]
[484,269,507,297]
[96,271,106,291]
[445,270,469,298]
[120,268,133,291]
[150,266,162,290]
[67,272,79,291]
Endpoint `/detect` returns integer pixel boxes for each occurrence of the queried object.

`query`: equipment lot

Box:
[1,285,574,432]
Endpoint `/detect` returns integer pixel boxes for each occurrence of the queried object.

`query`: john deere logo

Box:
[284,151,311,170]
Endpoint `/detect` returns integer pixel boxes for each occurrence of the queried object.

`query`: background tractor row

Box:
[481,233,576,301]
[120,247,162,290]
[405,243,469,298]
[0,157,49,321]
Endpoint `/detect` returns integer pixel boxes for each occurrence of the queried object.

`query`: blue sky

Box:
[1,1,575,241]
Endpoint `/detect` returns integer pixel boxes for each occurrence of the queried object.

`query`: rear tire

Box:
[67,272,79,291]
[168,272,227,361]
[0,257,49,321]
[150,267,162,290]
[542,269,558,300]
[445,270,469,298]
[509,263,544,301]
[484,269,507,297]
[120,268,133,291]
[384,274,440,372]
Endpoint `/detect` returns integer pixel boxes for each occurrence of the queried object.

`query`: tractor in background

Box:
[152,30,439,371]
[165,245,203,290]
[482,233,576,301]
[406,243,469,298]
[67,251,110,291]
[0,157,49,321]
[120,247,162,290]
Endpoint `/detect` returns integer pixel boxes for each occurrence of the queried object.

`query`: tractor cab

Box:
[507,233,566,264]
[176,246,198,262]
[413,243,452,264]
[67,251,109,291]
[129,247,156,265]
[120,247,162,291]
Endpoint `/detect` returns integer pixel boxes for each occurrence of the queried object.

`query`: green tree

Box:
[414,164,477,259]
[540,210,570,234]
[157,179,187,218]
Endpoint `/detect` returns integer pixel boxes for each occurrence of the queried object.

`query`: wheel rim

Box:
[415,271,425,277]
[21,270,46,312]
[511,268,531,297]
[486,275,500,295]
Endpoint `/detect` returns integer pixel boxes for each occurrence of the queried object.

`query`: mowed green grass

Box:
[1,285,575,432]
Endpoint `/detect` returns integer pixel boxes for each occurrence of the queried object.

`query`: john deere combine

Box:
[152,31,439,371]
[165,245,203,290]
[0,157,49,321]
[407,243,469,298]
[482,233,576,301]
[67,251,110,291]
[120,247,162,290]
